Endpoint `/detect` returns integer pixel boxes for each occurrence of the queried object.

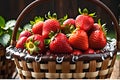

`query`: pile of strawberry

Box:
[16,8,107,56]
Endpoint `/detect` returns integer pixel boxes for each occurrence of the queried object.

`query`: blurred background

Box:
[0,0,120,37]
[0,0,119,20]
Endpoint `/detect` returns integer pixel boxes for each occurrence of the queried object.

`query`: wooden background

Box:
[0,0,120,31]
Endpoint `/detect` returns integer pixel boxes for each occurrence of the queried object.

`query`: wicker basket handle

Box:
[11,0,120,49]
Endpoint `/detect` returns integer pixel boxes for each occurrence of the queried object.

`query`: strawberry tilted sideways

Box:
[16,37,27,49]
[19,30,32,39]
[25,34,45,55]
[75,8,94,32]
[50,33,73,54]
[69,29,89,51]
[61,18,75,34]
[42,12,61,39]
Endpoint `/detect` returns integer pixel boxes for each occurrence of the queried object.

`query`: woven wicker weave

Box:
[0,45,16,79]
[6,0,120,79]
[13,55,116,79]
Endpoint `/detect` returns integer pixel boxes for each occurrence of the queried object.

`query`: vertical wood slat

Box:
[87,60,97,78]
[76,61,83,73]
[62,62,70,73]
[99,58,110,79]
[107,54,116,78]
[32,61,40,72]
[21,60,31,79]
[14,58,24,79]
[48,62,56,73]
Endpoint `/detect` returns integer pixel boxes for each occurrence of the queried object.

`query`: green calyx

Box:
[45,11,57,20]
[30,16,44,25]
[98,19,107,35]
[25,39,40,55]
[78,8,96,17]
[59,14,68,25]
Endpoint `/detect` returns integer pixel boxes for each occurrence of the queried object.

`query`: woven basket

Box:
[0,44,16,79]
[6,0,120,79]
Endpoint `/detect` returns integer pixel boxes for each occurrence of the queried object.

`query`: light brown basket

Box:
[0,44,16,79]
[6,0,120,79]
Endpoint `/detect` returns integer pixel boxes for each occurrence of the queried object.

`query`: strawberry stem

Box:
[45,11,57,19]
[78,8,96,17]
[30,16,44,25]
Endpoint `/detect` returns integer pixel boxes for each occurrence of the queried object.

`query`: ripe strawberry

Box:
[61,18,76,34]
[88,19,103,36]
[31,17,44,35]
[50,33,73,54]
[25,34,45,55]
[84,48,94,54]
[91,23,101,31]
[63,18,75,27]
[42,12,60,39]
[89,30,107,49]
[19,30,32,39]
[69,29,89,51]
[75,8,95,32]
[16,37,27,49]
[88,23,101,36]
[72,50,82,55]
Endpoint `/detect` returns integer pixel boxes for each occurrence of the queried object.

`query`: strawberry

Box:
[88,19,103,36]
[25,34,45,55]
[50,33,73,54]
[69,29,89,51]
[31,17,44,35]
[89,30,107,49]
[84,48,94,54]
[19,30,32,39]
[42,12,60,39]
[72,50,82,55]
[61,18,76,34]
[75,8,95,32]
[16,37,27,49]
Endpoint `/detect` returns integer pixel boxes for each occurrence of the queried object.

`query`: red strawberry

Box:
[19,30,32,39]
[72,50,82,55]
[63,18,75,27]
[84,48,94,54]
[89,30,107,49]
[91,23,101,31]
[31,17,44,35]
[16,37,27,49]
[61,18,75,34]
[25,34,45,55]
[75,8,94,32]
[32,21,44,35]
[42,12,60,39]
[69,29,89,51]
[88,19,103,36]
[50,33,73,54]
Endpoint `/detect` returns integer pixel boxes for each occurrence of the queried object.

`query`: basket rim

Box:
[6,45,117,63]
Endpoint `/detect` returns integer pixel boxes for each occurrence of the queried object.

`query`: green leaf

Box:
[4,20,16,30]
[59,14,68,25]
[0,34,10,47]
[83,8,88,14]
[0,27,5,36]
[0,16,5,28]
[44,39,51,45]
[23,24,32,30]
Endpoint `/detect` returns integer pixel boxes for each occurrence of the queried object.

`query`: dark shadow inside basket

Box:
[6,0,119,79]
